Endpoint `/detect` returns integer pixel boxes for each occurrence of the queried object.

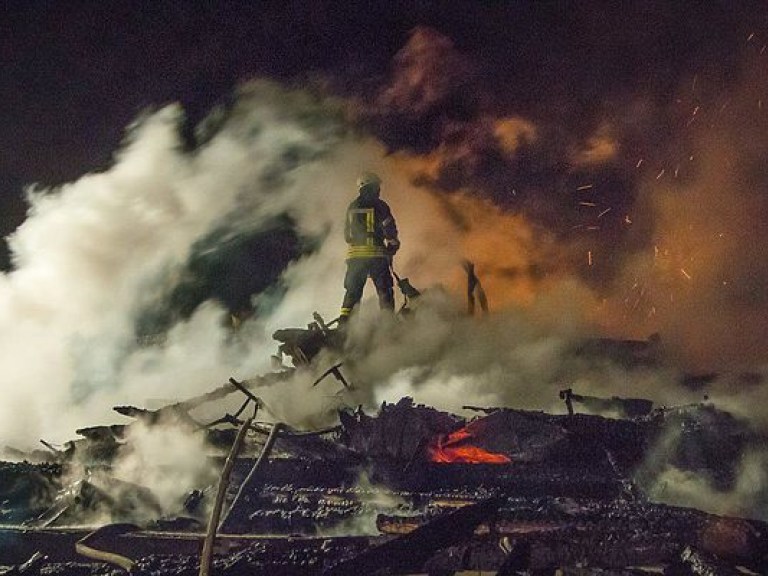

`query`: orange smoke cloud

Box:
[388,151,599,324]
[355,28,768,371]
[379,27,472,115]
[596,57,768,369]
[493,117,538,156]
[570,123,619,167]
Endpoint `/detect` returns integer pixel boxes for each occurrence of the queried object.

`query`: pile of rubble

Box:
[1,326,767,575]
[1,399,766,573]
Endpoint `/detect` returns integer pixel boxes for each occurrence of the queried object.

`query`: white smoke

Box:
[0,81,356,448]
[0,72,723,449]
[2,78,767,524]
[0,79,514,451]
[110,419,219,520]
[641,428,768,521]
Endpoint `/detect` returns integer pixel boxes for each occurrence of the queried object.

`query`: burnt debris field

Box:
[2,316,767,576]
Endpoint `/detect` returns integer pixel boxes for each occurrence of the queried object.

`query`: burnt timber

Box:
[2,334,768,574]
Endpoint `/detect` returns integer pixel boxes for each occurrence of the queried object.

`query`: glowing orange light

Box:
[427,425,511,464]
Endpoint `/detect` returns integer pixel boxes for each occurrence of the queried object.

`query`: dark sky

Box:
[0,0,763,270]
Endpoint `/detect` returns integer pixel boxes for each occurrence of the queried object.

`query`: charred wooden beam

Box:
[199,400,252,430]
[112,405,201,429]
[227,378,262,407]
[311,363,351,389]
[557,389,653,418]
[115,377,264,431]
[322,496,503,576]
[219,423,285,532]
[159,371,291,415]
[366,497,768,572]
[74,424,125,442]
[200,417,254,576]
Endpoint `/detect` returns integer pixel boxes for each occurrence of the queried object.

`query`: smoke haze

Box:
[1,21,768,521]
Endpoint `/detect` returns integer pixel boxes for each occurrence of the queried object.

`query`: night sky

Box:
[3,1,768,363]
[2,1,759,259]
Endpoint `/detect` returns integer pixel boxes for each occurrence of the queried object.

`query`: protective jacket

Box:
[344,190,399,259]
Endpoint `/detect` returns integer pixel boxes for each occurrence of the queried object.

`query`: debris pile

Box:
[1,330,767,575]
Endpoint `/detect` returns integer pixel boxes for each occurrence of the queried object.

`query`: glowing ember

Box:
[427,424,511,464]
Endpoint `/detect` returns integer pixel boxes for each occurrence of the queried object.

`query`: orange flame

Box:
[427,425,511,464]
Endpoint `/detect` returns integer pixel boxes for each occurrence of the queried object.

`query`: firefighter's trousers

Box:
[340,257,394,317]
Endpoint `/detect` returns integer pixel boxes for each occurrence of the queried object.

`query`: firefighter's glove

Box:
[385,239,400,256]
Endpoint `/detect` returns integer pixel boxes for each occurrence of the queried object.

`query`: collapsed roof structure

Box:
[1,312,767,575]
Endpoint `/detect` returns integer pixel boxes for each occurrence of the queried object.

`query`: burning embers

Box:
[427,420,512,464]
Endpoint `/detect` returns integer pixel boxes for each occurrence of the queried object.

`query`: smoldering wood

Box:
[23,474,163,529]
[321,497,503,576]
[558,388,654,418]
[3,377,768,574]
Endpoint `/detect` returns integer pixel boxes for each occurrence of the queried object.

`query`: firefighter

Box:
[339,172,400,323]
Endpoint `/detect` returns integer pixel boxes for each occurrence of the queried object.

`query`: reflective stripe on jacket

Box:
[344,193,398,260]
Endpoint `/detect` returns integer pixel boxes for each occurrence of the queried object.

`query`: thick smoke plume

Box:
[1,25,767,521]
[0,82,352,448]
[356,26,768,372]
[0,77,591,448]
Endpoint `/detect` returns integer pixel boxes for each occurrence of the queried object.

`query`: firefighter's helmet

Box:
[356,171,382,191]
